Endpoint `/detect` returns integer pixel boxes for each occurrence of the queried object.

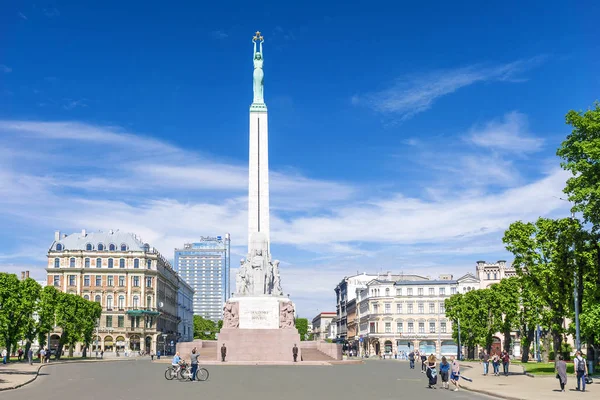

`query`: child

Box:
[439,356,451,389]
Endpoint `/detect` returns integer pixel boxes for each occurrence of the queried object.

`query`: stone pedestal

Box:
[217,295,301,362]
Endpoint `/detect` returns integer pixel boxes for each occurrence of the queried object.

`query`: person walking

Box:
[574,350,588,392]
[292,344,299,362]
[27,347,33,365]
[501,350,510,376]
[425,354,438,389]
[491,352,500,375]
[421,353,427,373]
[221,344,227,362]
[482,349,490,375]
[157,350,161,360]
[439,356,451,389]
[45,348,51,363]
[450,355,461,391]
[150,351,154,361]
[408,350,415,369]
[39,348,45,364]
[17,348,23,361]
[189,347,199,381]
[1,348,7,364]
[556,354,567,392]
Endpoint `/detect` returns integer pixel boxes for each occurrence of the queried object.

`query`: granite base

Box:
[217,328,301,362]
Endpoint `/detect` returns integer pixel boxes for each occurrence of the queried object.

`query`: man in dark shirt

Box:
[221,344,227,362]
[292,344,298,362]
[190,347,199,381]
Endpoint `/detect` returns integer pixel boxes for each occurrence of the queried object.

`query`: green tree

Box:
[193,315,217,340]
[0,274,41,358]
[295,318,308,341]
[80,300,102,358]
[37,286,59,349]
[55,292,84,358]
[514,277,543,362]
[490,277,521,353]
[503,217,579,357]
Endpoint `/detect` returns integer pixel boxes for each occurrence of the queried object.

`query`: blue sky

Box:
[1,0,598,317]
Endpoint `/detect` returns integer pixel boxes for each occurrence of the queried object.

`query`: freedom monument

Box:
[216,32,301,362]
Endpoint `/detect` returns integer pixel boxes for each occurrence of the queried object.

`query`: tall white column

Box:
[248,106,270,252]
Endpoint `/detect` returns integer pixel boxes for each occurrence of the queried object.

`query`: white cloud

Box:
[18,12,28,20]
[355,57,545,120]
[210,30,228,40]
[0,64,12,73]
[467,111,544,153]
[0,118,570,316]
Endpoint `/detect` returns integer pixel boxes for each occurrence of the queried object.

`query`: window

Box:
[118,316,124,327]
[54,258,60,268]
[418,288,424,296]
[385,322,391,333]
[68,275,76,286]
[96,258,102,268]
[95,276,101,286]
[408,322,414,333]
[396,288,402,296]
[107,295,113,310]
[146,295,152,308]
[109,244,116,251]
[407,303,413,314]
[84,276,90,286]
[85,258,90,268]
[56,243,63,251]
[451,287,457,295]
[429,303,435,314]
[418,303,424,314]
[95,295,101,303]
[429,322,436,333]
[70,258,76,268]
[407,288,413,296]
[146,277,152,288]
[86,243,93,251]
[108,259,113,268]
[133,276,140,287]
[429,288,435,295]
[418,322,425,333]
[147,260,152,269]
[121,244,127,251]
[118,295,125,310]
[83,295,89,300]
[396,304,403,314]
[119,276,125,287]
[385,303,391,314]
[397,322,403,333]
[106,316,113,328]
[487,273,490,280]
[440,302,445,313]
[133,296,139,308]
[143,243,150,252]
[53,275,60,286]
[441,322,447,333]
[119,258,125,268]
[373,304,378,314]
[494,273,497,280]
[369,322,376,333]
[107,276,114,286]
[385,288,390,296]
[98,243,104,251]
[439,287,445,295]
[134,259,139,269]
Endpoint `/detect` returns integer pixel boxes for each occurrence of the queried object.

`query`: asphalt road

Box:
[3,359,493,400]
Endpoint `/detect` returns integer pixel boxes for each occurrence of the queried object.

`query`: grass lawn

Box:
[512,360,575,375]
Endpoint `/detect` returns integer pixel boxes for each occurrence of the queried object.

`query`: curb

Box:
[0,358,136,392]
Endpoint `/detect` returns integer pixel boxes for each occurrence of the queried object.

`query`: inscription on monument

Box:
[239,298,279,329]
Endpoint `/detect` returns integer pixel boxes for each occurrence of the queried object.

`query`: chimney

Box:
[21,271,25,280]
[25,271,29,279]
[82,229,86,237]
[55,231,60,241]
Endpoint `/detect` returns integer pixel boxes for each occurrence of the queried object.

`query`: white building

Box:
[311,312,336,341]
[177,278,194,343]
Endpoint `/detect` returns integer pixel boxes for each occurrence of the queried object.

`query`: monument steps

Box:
[300,348,336,362]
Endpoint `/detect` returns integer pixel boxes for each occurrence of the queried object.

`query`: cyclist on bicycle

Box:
[172,352,181,370]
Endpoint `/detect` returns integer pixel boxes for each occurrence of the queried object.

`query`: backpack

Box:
[577,357,586,372]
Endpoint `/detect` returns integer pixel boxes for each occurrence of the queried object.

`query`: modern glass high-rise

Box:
[174,234,231,322]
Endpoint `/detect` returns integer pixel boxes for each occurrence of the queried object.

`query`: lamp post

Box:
[555,197,581,351]
[457,317,462,360]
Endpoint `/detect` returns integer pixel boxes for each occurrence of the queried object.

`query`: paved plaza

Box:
[1,359,492,400]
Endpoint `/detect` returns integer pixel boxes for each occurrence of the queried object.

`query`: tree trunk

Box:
[68,344,74,358]
[82,345,87,358]
[521,330,533,362]
[56,343,63,360]
[552,331,563,359]
[503,328,512,353]
[24,341,31,360]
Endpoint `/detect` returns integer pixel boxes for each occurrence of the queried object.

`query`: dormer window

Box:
[56,243,63,251]
[120,244,127,251]
[86,243,93,251]
[143,243,150,252]
[109,244,116,251]
[98,243,104,251]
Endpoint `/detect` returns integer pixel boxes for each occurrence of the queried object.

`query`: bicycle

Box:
[178,362,209,382]
[164,363,181,380]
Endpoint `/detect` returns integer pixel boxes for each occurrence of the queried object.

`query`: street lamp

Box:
[555,196,581,350]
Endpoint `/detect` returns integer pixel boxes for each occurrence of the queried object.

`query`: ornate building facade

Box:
[46,230,181,355]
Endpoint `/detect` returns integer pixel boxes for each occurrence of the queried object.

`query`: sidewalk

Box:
[0,357,135,391]
[457,361,596,400]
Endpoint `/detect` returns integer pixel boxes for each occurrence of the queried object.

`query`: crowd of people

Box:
[407,349,462,391]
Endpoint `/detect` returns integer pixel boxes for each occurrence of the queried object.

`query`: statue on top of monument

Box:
[252,31,264,104]
[236,232,283,296]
